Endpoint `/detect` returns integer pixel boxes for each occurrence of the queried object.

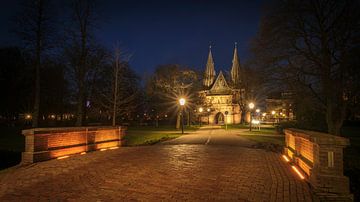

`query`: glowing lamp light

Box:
[262,113,266,117]
[80,152,86,155]
[179,98,186,106]
[57,156,69,160]
[256,109,260,113]
[109,147,119,150]
[292,166,305,180]
[207,108,210,112]
[271,111,276,115]
[249,102,255,109]
[282,155,290,162]
[199,107,203,113]
[100,148,107,151]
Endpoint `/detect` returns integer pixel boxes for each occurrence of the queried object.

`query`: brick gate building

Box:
[198,44,245,125]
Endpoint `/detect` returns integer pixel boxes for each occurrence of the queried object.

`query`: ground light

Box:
[57,156,69,160]
[292,166,305,180]
[282,155,290,162]
[281,155,305,180]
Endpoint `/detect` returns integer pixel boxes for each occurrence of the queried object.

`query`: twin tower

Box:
[203,43,241,88]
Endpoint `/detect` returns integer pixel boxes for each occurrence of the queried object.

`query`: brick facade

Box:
[22,126,126,164]
[284,128,352,201]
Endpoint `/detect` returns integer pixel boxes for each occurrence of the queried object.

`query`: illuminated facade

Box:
[199,44,244,125]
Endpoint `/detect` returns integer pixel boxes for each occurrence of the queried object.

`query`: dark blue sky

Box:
[0,0,264,76]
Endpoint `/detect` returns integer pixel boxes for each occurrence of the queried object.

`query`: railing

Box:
[284,128,352,200]
[21,126,126,164]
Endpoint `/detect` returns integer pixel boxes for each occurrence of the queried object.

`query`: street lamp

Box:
[207,108,210,125]
[249,102,255,131]
[179,98,186,134]
[271,110,276,125]
[199,107,203,126]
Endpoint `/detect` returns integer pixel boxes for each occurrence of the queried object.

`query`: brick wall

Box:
[22,126,126,164]
[284,128,352,200]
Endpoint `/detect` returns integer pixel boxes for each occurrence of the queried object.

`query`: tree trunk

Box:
[32,0,44,128]
[112,52,119,126]
[75,81,85,126]
[32,61,40,128]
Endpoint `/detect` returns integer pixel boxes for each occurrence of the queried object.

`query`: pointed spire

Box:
[231,42,241,86]
[203,45,216,87]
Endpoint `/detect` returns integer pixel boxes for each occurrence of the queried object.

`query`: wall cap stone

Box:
[22,126,125,136]
[284,128,350,146]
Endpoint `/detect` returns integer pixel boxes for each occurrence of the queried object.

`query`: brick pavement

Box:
[0,144,312,201]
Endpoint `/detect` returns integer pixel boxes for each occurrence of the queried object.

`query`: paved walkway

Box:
[0,127,313,201]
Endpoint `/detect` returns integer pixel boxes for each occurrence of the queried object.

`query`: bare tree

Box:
[252,0,360,135]
[65,0,98,126]
[15,0,55,127]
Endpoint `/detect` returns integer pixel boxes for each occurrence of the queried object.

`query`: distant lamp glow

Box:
[179,98,186,106]
[199,107,203,113]
[207,108,210,112]
[25,114,32,120]
[50,114,56,119]
[100,148,107,151]
[109,146,119,150]
[256,109,260,113]
[271,111,276,115]
[249,102,255,109]
[80,152,86,155]
[262,113,266,117]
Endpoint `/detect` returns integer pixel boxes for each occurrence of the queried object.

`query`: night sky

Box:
[0,0,264,76]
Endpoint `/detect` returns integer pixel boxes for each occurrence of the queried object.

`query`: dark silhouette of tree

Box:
[91,47,141,126]
[64,0,101,126]
[15,0,56,127]
[252,0,360,135]
[0,47,32,122]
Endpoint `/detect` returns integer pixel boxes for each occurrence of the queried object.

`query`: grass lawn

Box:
[237,126,285,146]
[240,135,285,146]
[124,125,199,146]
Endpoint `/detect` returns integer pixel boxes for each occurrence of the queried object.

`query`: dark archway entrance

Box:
[214,112,225,125]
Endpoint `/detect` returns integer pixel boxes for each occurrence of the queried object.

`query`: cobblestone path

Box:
[0,128,313,201]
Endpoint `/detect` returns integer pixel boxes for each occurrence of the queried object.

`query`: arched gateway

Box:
[214,112,225,125]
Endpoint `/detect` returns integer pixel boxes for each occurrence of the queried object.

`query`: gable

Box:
[209,71,232,94]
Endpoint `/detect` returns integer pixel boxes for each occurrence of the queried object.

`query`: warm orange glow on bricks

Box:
[57,156,69,160]
[100,148,107,151]
[80,152,86,155]
[109,146,119,150]
[282,155,290,162]
[292,166,305,180]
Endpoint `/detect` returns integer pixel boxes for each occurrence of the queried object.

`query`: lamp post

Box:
[199,107,203,126]
[271,110,276,125]
[249,102,255,131]
[207,108,210,124]
[179,98,186,134]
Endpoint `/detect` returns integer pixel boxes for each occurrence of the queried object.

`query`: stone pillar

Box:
[284,129,352,201]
